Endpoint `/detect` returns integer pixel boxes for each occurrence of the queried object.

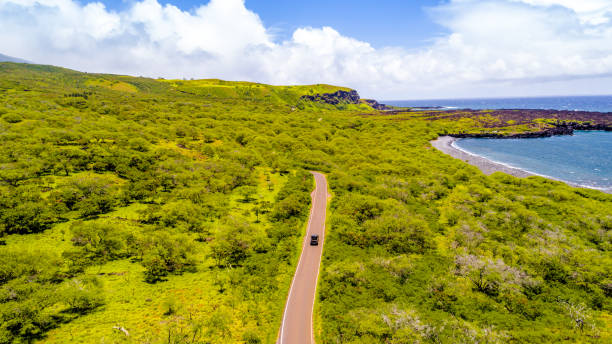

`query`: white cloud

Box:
[511,0,612,24]
[0,0,611,98]
[130,0,271,56]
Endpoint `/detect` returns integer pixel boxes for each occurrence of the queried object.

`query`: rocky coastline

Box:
[448,121,612,139]
[421,108,612,138]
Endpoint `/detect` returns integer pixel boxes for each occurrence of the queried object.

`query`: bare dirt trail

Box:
[278,172,329,344]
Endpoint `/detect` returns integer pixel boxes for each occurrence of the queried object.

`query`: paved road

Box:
[278,172,328,344]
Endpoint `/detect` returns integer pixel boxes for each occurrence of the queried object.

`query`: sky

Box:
[1,0,612,99]
[96,0,449,48]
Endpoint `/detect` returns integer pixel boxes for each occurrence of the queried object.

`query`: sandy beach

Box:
[431,136,612,194]
[431,136,536,178]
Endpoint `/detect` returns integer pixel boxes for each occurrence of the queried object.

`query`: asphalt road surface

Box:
[278,172,328,344]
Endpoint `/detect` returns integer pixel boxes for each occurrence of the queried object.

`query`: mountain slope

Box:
[0,53,29,63]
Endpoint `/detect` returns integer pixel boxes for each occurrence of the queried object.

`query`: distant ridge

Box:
[0,53,29,63]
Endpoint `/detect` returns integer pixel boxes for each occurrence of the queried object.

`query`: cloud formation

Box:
[1,0,611,98]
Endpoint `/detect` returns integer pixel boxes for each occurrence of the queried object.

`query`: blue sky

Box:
[91,0,449,48]
[2,0,612,98]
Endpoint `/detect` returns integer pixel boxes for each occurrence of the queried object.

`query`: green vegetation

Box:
[0,62,610,343]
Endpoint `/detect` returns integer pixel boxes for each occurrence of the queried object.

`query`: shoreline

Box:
[431,136,534,178]
[431,136,612,193]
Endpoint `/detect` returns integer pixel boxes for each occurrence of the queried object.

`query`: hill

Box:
[0,53,29,63]
[0,62,610,343]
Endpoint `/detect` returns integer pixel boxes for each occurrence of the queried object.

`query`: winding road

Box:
[278,172,329,344]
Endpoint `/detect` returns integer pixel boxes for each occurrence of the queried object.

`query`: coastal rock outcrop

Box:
[301,90,361,105]
[362,99,391,110]
[301,90,391,110]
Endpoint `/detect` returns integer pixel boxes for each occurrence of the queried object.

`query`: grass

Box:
[159,78,357,107]
[35,169,290,343]
[85,79,139,93]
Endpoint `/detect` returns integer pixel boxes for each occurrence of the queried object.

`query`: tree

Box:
[235,185,257,203]
[59,277,105,314]
[0,187,56,235]
[209,216,268,267]
[49,147,89,176]
[141,232,196,283]
[253,200,271,223]
[70,221,127,262]
[0,166,29,186]
[54,174,120,218]
[269,194,304,221]
[128,137,150,152]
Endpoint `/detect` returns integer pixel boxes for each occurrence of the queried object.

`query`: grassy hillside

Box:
[0,62,610,344]
[159,78,354,104]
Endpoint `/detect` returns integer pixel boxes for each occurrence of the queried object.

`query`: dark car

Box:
[310,234,319,246]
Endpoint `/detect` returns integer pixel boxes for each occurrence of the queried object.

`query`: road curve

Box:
[278,172,328,344]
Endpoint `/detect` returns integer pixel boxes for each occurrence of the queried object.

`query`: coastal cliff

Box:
[301,89,361,105]
[300,89,391,110]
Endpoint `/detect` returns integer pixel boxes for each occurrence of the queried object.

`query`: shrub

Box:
[1,203,56,235]
[70,221,128,262]
[2,113,22,123]
[59,278,104,314]
[209,216,268,267]
[141,232,196,283]
[336,194,384,224]
[455,254,535,297]
[363,214,434,254]
[128,138,150,152]
[57,175,120,217]
[0,187,56,235]
[0,298,57,342]
[270,194,304,220]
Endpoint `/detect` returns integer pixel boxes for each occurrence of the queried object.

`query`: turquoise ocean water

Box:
[453,131,612,192]
[386,95,612,112]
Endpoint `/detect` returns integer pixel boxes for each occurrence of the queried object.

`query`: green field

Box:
[0,62,610,343]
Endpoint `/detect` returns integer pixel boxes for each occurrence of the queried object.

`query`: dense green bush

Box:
[270,171,312,221]
[70,221,128,262]
[209,216,268,267]
[2,113,22,123]
[0,187,56,235]
[141,232,196,283]
[58,277,104,314]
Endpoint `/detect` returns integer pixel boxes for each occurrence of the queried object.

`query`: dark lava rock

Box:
[412,108,612,138]
[301,90,361,105]
[363,99,392,110]
[301,89,392,110]
[449,126,573,139]
[449,121,610,139]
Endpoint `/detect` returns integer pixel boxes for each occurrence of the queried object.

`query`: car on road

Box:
[310,234,319,246]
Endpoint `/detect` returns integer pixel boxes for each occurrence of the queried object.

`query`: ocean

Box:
[453,131,612,192]
[386,95,612,191]
[386,95,612,113]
